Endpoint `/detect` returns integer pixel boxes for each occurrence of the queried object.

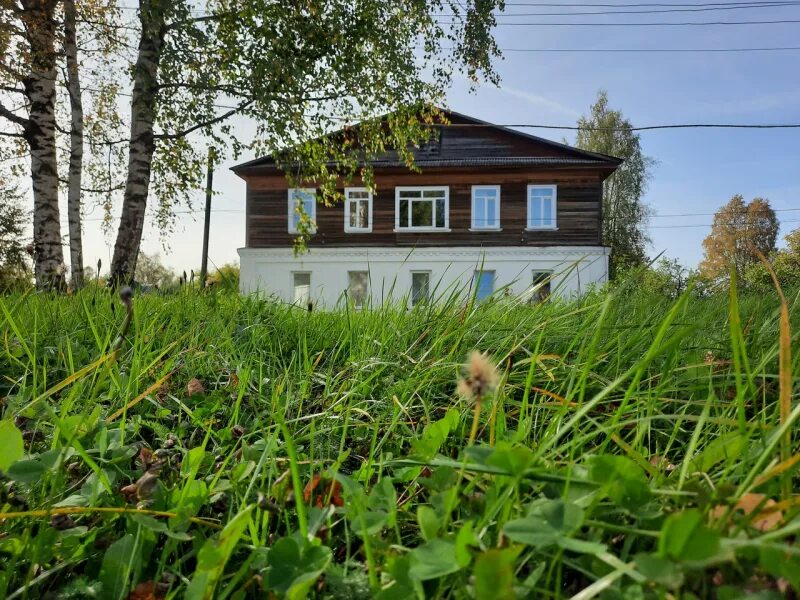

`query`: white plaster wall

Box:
[238,246,609,307]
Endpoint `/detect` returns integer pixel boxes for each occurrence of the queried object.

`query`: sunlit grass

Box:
[0,281,798,599]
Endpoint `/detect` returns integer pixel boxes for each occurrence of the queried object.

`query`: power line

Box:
[440,17,800,24]
[443,2,800,15]
[653,207,800,217]
[649,218,800,228]
[496,45,800,52]
[434,123,800,130]
[497,0,800,5]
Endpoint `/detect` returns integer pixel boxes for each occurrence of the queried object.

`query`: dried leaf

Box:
[126,581,165,600]
[303,474,344,508]
[186,378,205,396]
[711,492,783,532]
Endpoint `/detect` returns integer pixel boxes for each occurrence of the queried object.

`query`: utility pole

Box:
[200,147,215,289]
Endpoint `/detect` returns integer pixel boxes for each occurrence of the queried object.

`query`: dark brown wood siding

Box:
[245,167,605,248]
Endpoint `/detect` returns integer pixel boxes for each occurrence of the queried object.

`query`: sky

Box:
[71,3,800,275]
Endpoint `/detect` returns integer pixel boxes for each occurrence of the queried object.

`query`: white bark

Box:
[110,0,165,284]
[21,0,65,290]
[65,0,84,288]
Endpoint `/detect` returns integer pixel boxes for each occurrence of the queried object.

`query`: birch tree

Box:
[575,91,654,278]
[0,0,65,290]
[63,0,84,288]
[106,0,504,284]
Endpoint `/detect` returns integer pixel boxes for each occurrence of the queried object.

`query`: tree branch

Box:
[0,99,28,127]
[154,100,253,140]
[0,129,25,138]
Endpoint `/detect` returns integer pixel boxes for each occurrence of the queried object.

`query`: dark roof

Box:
[231,107,622,174]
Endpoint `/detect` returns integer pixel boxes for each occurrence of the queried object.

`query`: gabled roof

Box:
[231,107,622,174]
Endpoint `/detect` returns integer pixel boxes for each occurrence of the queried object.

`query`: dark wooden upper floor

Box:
[233,109,621,248]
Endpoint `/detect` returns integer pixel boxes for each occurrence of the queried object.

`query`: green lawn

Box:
[0,283,798,599]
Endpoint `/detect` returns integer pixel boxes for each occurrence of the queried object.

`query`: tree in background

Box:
[699,194,779,285]
[0,181,32,291]
[106,0,504,284]
[135,252,176,288]
[575,91,654,278]
[207,262,239,292]
[743,227,800,291]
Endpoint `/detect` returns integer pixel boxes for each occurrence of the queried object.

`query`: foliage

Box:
[134,252,177,288]
[617,256,692,298]
[700,194,779,285]
[207,262,239,292]
[0,283,798,598]
[0,185,32,291]
[574,91,655,277]
[744,227,800,292]
[104,0,505,281]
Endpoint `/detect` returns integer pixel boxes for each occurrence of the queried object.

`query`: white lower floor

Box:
[238,246,610,307]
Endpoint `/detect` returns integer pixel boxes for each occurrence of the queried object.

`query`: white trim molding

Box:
[395,186,450,231]
[471,185,501,230]
[288,188,317,234]
[526,184,558,230]
[238,245,610,306]
[344,187,373,233]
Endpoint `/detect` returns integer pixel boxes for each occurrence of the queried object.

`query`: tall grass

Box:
[0,281,798,599]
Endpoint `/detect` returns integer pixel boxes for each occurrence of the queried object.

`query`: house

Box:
[232,109,621,307]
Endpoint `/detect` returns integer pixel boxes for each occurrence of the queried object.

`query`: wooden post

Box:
[200,148,214,289]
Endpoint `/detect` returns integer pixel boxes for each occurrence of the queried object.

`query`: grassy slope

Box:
[0,283,799,599]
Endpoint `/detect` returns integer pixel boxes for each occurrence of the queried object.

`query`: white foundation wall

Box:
[238,246,610,307]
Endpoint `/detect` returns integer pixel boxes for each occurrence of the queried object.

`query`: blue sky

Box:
[78,4,800,273]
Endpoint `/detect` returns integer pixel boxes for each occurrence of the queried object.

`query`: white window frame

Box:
[526,184,558,230]
[288,188,317,234]
[410,270,431,306]
[344,187,373,233]
[292,271,312,305]
[470,185,501,231]
[347,270,369,309]
[395,186,450,232]
[530,270,553,304]
[473,269,496,301]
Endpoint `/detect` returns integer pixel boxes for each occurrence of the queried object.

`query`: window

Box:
[396,187,449,231]
[347,271,369,308]
[471,186,500,230]
[473,270,495,301]
[531,271,552,303]
[527,185,557,230]
[288,189,316,234]
[292,272,311,305]
[344,188,372,232]
[410,271,431,306]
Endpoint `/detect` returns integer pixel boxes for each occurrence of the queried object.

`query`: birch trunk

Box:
[109,0,166,285]
[64,0,84,288]
[21,0,65,290]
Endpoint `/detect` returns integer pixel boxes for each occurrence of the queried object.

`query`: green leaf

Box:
[409,539,463,581]
[7,458,46,483]
[0,419,24,473]
[485,442,534,476]
[473,547,522,600]
[130,514,193,541]
[658,509,720,563]
[503,500,584,548]
[417,506,440,542]
[410,409,460,460]
[263,535,332,600]
[455,521,479,567]
[589,455,651,510]
[185,506,253,600]
[688,433,747,473]
[635,553,685,588]
[99,534,138,600]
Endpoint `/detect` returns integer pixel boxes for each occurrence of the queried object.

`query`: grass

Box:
[0,280,799,599]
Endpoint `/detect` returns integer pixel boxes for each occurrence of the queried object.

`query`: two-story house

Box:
[232,109,621,307]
